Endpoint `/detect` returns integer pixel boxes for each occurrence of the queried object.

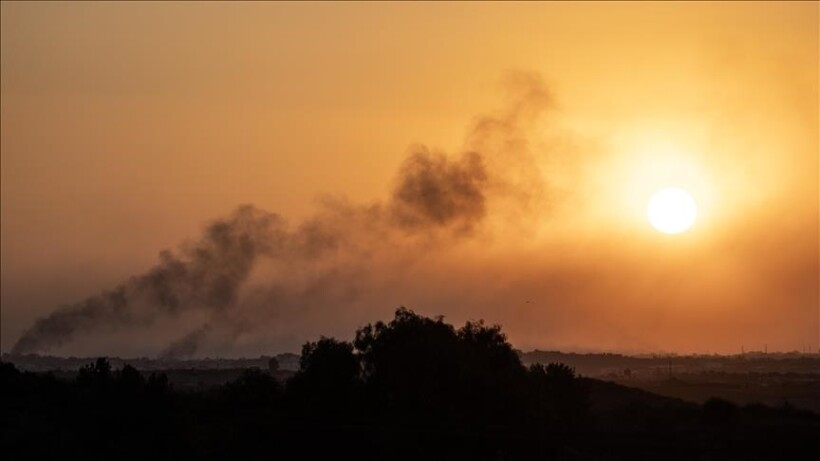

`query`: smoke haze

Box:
[12,75,552,356]
[3,3,817,357]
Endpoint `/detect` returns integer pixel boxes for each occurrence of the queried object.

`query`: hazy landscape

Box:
[2,2,818,459]
[6,346,819,410]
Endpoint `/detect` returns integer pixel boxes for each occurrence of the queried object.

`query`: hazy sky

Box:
[2,2,817,356]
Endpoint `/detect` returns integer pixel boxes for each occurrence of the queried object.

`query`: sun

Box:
[647,187,697,234]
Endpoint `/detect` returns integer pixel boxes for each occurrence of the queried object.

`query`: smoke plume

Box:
[12,73,551,357]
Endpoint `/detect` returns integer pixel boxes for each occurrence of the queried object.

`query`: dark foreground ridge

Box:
[2,308,818,460]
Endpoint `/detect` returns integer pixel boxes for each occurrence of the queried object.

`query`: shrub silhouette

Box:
[703,397,738,424]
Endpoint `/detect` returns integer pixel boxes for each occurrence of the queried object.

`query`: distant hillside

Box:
[521,350,820,377]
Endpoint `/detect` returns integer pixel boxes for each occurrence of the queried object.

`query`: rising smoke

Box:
[12,73,551,357]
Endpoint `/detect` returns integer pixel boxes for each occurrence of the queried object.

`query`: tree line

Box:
[2,308,818,460]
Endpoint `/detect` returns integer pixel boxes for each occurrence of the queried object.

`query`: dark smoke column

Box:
[11,205,286,355]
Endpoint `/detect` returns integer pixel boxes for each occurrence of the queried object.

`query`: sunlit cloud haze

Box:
[1,2,817,357]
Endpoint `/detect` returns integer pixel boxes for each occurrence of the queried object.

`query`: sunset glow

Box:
[2,4,819,456]
[1,2,817,357]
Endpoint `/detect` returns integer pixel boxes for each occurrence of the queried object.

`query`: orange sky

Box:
[2,2,818,356]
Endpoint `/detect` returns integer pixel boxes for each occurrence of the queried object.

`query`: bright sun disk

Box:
[647,187,697,234]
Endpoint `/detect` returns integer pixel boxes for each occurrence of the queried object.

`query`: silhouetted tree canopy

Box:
[287,337,362,420]
[77,357,112,388]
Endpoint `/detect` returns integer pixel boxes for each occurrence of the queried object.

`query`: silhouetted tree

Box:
[268,356,280,373]
[457,319,528,424]
[77,357,113,388]
[117,364,145,390]
[355,307,464,426]
[288,337,362,420]
[528,363,589,428]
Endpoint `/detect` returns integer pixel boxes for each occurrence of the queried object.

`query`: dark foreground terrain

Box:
[3,309,819,460]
